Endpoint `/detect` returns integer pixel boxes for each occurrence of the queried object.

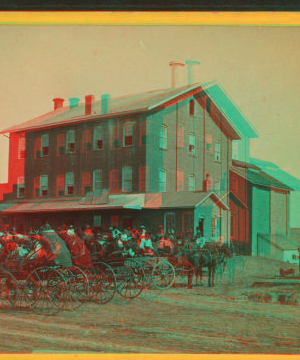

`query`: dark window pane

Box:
[85,186,91,194]
[68,143,75,153]
[59,146,65,156]
[96,140,103,149]
[19,188,25,197]
[59,190,64,196]
[42,189,48,197]
[42,147,49,156]
[114,139,119,148]
[36,150,41,159]
[20,150,25,159]
[68,186,74,195]
[125,136,132,146]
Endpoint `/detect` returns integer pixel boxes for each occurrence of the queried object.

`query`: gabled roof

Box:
[231,164,291,191]
[250,157,300,191]
[0,81,254,141]
[214,190,248,209]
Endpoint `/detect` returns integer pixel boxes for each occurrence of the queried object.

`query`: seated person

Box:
[158,234,173,254]
[67,225,75,236]
[140,234,154,256]
[26,240,49,267]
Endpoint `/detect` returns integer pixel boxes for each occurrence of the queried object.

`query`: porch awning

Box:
[0,203,18,212]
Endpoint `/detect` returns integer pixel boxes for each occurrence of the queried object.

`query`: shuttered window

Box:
[123,122,133,147]
[82,129,92,152]
[66,130,75,154]
[18,137,26,159]
[17,177,25,198]
[40,175,48,197]
[94,125,104,150]
[57,133,65,156]
[65,172,74,195]
[34,138,41,159]
[122,166,132,192]
[82,172,92,195]
[93,170,103,192]
[56,175,65,197]
[110,170,119,193]
[41,134,49,157]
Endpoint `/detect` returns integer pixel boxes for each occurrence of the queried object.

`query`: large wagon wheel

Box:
[140,260,163,300]
[152,259,175,290]
[124,258,145,298]
[174,259,195,288]
[59,266,89,312]
[0,269,17,310]
[25,267,67,316]
[85,265,115,306]
[114,264,138,300]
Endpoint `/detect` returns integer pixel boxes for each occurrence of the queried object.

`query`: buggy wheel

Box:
[85,266,115,305]
[0,269,17,310]
[25,267,67,316]
[95,262,117,301]
[152,260,175,290]
[174,259,195,288]
[124,259,145,298]
[114,265,138,300]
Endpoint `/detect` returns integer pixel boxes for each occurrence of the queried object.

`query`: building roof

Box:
[231,163,291,191]
[0,81,257,141]
[0,191,229,214]
[290,228,300,246]
[250,157,300,191]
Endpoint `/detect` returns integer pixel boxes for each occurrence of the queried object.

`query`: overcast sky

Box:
[0,25,299,184]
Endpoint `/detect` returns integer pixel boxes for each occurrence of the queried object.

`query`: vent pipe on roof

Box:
[101,94,111,115]
[69,97,80,110]
[169,61,185,88]
[53,98,64,110]
[185,59,200,86]
[85,95,95,116]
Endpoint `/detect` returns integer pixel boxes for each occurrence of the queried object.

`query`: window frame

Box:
[82,129,92,153]
[65,172,75,196]
[140,120,148,146]
[164,212,176,234]
[123,121,133,147]
[40,174,49,197]
[17,176,25,198]
[82,172,92,195]
[111,124,120,149]
[188,174,195,191]
[18,137,26,159]
[56,174,65,197]
[160,125,168,150]
[93,125,104,151]
[57,133,66,156]
[122,166,133,193]
[41,134,49,157]
[93,169,103,192]
[66,130,75,154]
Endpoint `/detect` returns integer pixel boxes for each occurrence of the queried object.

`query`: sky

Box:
[0,25,299,187]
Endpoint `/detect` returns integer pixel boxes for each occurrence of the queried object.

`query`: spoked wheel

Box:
[174,259,195,288]
[85,265,115,306]
[60,266,89,312]
[124,258,145,299]
[114,265,138,300]
[0,269,17,310]
[25,267,67,316]
[152,260,175,290]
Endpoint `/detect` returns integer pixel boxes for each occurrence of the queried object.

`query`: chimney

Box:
[69,97,80,110]
[85,95,95,116]
[101,94,111,115]
[169,61,185,88]
[185,59,200,85]
[53,98,64,110]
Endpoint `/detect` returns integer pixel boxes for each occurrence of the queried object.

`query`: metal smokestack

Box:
[185,59,201,85]
[169,61,185,88]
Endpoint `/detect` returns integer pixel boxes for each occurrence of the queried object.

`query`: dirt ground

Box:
[0,256,299,354]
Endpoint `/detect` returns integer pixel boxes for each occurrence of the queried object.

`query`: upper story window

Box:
[215,141,221,162]
[66,130,75,154]
[56,175,65,197]
[111,124,120,149]
[160,125,168,150]
[177,123,184,148]
[65,172,74,195]
[206,173,213,191]
[177,169,184,192]
[94,125,104,150]
[122,166,133,192]
[188,174,195,191]
[18,137,26,159]
[140,121,148,146]
[189,100,194,116]
[82,172,92,195]
[41,175,49,197]
[93,169,103,192]
[41,134,49,157]
[57,133,65,156]
[17,176,25,198]
[110,169,120,193]
[82,130,92,153]
[34,175,48,198]
[123,122,133,147]
[232,140,238,160]
[159,170,167,192]
[231,177,238,194]
[215,179,221,193]
[139,166,148,192]
[188,133,196,156]
[34,138,41,159]
[206,132,213,154]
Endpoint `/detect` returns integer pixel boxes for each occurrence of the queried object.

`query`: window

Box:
[189,100,194,116]
[122,166,132,192]
[34,176,40,198]
[160,125,167,149]
[188,133,196,156]
[177,123,184,148]
[140,121,148,146]
[139,166,148,192]
[177,169,184,192]
[40,175,48,197]
[292,254,297,260]
[232,141,238,160]
[206,173,212,191]
[111,215,119,228]
[215,179,221,192]
[188,175,195,191]
[206,133,213,154]
[94,215,102,227]
[215,141,221,162]
[82,130,92,152]
[57,133,65,156]
[111,124,120,149]
[110,170,119,193]
[164,212,175,234]
[94,125,104,150]
[41,134,49,157]
[123,122,133,147]
[18,137,25,159]
[34,138,41,159]
[159,170,167,192]
[65,172,74,195]
[66,130,75,154]
[17,177,25,198]
[93,170,103,192]
[56,175,65,196]
[82,172,92,195]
